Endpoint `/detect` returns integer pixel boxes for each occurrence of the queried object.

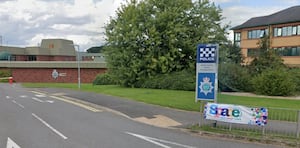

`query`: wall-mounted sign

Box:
[52,69,67,79]
[196,44,218,101]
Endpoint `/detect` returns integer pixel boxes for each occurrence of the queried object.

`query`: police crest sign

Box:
[196,44,219,101]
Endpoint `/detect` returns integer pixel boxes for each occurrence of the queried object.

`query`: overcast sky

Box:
[0,0,299,51]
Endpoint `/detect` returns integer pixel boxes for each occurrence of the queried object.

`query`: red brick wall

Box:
[12,68,106,83]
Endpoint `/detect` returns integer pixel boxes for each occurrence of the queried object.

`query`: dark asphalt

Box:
[32,87,202,127]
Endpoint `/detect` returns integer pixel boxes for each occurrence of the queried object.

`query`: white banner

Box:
[204,103,268,126]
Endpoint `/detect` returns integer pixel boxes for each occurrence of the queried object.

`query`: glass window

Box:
[234,32,241,41]
[277,28,282,36]
[274,28,278,37]
[282,27,287,36]
[259,30,265,38]
[287,26,292,36]
[292,26,297,35]
[248,31,252,39]
[252,30,257,38]
[298,26,300,35]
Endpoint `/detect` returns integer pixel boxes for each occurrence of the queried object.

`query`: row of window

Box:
[247,47,300,57]
[274,25,300,37]
[248,29,268,39]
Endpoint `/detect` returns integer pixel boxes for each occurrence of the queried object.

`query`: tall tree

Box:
[104,0,229,86]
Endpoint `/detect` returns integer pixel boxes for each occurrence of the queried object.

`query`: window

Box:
[248,31,252,39]
[274,46,300,56]
[277,28,282,36]
[282,27,287,36]
[292,26,297,35]
[298,25,300,35]
[287,26,292,36]
[274,28,278,37]
[28,55,37,61]
[234,32,241,47]
[259,30,265,38]
[247,48,260,56]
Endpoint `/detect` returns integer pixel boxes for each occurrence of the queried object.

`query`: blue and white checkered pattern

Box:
[199,47,216,58]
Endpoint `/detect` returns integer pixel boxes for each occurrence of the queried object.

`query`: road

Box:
[0,84,278,148]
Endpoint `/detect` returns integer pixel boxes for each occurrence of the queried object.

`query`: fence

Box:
[200,107,300,145]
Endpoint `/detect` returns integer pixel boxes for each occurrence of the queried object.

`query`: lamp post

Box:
[73,44,81,90]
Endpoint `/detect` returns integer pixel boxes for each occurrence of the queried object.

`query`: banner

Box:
[204,103,268,126]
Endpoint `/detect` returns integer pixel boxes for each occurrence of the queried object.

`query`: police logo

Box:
[199,77,214,95]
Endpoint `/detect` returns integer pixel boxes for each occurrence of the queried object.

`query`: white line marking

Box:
[19,95,27,98]
[12,100,25,109]
[126,132,196,148]
[50,96,101,112]
[7,137,21,148]
[31,97,44,103]
[32,113,68,140]
[6,96,10,99]
[46,100,54,103]
[35,94,46,98]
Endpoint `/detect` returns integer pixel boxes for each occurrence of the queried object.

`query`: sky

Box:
[0,0,299,51]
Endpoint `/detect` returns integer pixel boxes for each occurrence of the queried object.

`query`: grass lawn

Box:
[22,83,300,112]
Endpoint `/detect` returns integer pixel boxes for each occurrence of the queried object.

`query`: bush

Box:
[218,63,252,92]
[251,69,296,96]
[93,73,116,85]
[288,68,300,92]
[136,70,196,91]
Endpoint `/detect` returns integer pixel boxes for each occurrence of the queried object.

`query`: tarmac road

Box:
[0,83,280,148]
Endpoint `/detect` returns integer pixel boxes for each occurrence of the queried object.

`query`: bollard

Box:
[8,77,13,84]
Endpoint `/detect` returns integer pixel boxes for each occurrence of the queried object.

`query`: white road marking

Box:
[31,97,44,103]
[32,113,68,140]
[35,94,46,98]
[30,91,47,96]
[7,137,21,148]
[50,96,101,112]
[6,96,10,99]
[11,100,25,109]
[46,100,54,103]
[19,95,27,98]
[125,132,196,148]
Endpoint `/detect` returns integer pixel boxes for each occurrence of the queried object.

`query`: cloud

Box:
[0,0,124,50]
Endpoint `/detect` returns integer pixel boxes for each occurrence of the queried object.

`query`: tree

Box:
[248,35,286,75]
[87,46,105,53]
[104,0,229,87]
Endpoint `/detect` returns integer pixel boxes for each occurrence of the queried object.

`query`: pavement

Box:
[31,87,202,129]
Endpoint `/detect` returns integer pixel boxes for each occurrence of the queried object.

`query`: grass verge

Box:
[22,83,300,111]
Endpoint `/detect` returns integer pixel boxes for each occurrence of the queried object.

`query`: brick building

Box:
[231,6,300,66]
[0,39,106,83]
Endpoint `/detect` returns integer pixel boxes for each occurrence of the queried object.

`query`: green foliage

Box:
[86,46,105,53]
[219,43,244,64]
[104,0,229,87]
[218,63,252,92]
[135,70,195,91]
[0,69,12,82]
[247,35,286,75]
[93,73,117,85]
[288,68,300,92]
[251,69,296,96]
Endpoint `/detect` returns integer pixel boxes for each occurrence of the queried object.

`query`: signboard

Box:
[196,44,218,101]
[204,103,268,126]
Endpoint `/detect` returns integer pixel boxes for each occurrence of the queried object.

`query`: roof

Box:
[231,6,300,30]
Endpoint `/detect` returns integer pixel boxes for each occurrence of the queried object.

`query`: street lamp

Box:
[72,44,81,90]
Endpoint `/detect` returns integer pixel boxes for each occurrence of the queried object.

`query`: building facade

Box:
[232,6,300,66]
[0,39,107,83]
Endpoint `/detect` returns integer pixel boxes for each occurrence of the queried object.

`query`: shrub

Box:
[136,70,196,91]
[251,69,296,96]
[218,63,252,92]
[93,73,116,85]
[288,68,300,92]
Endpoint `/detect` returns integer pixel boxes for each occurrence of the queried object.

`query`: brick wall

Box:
[12,68,106,83]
